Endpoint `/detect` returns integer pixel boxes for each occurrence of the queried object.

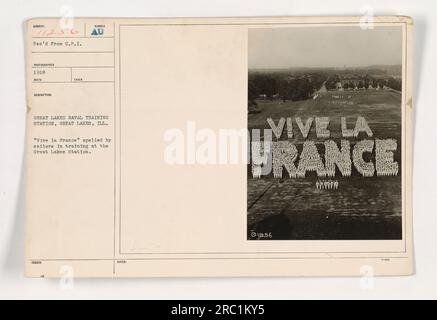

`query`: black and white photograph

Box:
[248,26,404,240]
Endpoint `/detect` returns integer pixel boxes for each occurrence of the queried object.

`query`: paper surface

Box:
[25,16,413,277]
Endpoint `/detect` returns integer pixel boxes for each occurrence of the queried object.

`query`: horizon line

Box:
[249,64,402,70]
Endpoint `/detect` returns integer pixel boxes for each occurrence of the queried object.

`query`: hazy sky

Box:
[248,26,402,69]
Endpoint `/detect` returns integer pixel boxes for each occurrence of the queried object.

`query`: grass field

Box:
[247,89,402,240]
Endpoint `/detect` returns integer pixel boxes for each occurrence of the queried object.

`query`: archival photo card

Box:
[25,16,413,277]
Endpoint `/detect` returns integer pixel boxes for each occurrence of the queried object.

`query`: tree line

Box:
[249,72,402,107]
[248,72,326,102]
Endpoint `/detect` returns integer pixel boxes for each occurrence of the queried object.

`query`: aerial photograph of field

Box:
[247,26,403,240]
